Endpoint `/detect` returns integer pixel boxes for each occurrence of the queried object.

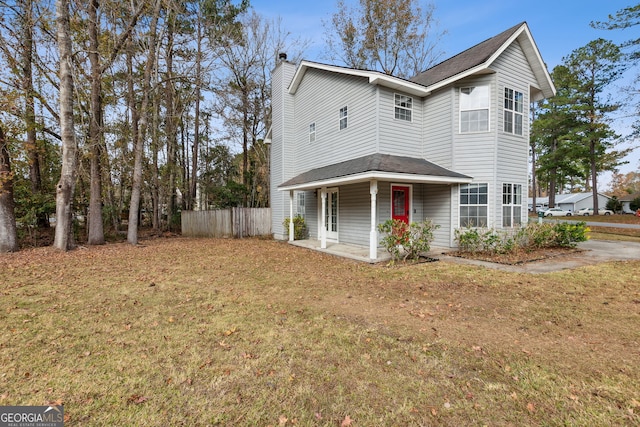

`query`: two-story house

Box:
[269,22,555,261]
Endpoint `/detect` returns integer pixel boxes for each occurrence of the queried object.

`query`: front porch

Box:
[289,239,449,264]
[289,239,389,263]
[278,153,473,261]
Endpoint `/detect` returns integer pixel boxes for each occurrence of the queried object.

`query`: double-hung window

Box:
[309,122,316,143]
[394,94,412,121]
[460,86,489,133]
[504,88,524,135]
[297,192,306,219]
[459,183,488,227]
[339,106,348,130]
[502,183,522,227]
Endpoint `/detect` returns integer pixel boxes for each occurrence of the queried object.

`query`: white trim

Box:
[279,171,473,192]
[287,24,555,102]
[339,105,348,130]
[426,24,555,98]
[309,122,316,143]
[369,180,378,260]
[318,187,339,242]
[503,87,524,136]
[459,85,490,134]
[289,61,432,97]
[458,182,490,228]
[393,93,413,122]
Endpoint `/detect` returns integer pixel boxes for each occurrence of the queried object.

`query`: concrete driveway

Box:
[442,239,640,274]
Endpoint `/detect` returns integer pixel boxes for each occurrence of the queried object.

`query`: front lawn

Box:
[1,238,638,425]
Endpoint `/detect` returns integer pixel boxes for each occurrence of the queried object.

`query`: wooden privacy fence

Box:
[181,208,271,238]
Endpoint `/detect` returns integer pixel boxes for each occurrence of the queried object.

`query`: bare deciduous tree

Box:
[323,0,445,78]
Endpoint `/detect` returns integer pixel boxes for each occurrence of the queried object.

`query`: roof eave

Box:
[424,23,556,99]
[289,61,431,96]
[278,171,473,192]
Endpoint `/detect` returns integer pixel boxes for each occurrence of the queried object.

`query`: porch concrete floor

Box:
[288,239,451,264]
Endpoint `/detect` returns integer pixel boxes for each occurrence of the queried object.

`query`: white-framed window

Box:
[504,88,524,135]
[339,106,348,130]
[459,183,488,227]
[309,122,316,143]
[502,183,522,227]
[297,192,305,219]
[460,86,489,133]
[394,94,412,121]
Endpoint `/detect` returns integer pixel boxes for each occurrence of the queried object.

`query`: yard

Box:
[1,237,639,425]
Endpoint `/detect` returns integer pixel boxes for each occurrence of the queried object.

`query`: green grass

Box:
[1,238,639,425]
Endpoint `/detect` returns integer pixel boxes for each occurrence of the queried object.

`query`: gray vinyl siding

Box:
[378,88,424,157]
[422,184,453,248]
[450,74,498,183]
[493,42,536,225]
[424,87,454,168]
[293,69,377,174]
[337,182,372,246]
[270,61,297,239]
[299,190,318,239]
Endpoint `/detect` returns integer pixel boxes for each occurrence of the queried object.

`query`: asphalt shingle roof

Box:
[410,22,524,87]
[279,153,472,188]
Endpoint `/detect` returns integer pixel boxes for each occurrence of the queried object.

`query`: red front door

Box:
[391,185,410,224]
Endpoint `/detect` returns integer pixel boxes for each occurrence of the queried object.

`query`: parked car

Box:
[544,207,572,217]
[577,207,613,216]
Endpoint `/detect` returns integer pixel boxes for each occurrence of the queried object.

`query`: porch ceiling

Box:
[278,153,473,191]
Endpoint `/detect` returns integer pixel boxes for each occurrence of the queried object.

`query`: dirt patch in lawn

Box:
[449,247,584,265]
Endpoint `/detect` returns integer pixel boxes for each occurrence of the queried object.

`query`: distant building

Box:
[527,192,611,213]
[619,192,640,214]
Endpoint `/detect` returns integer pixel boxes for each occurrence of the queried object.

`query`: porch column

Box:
[288,190,294,241]
[320,187,327,249]
[369,180,378,260]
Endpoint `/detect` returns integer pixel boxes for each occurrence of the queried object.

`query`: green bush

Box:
[606,196,623,213]
[552,221,589,248]
[454,221,589,253]
[378,218,440,262]
[283,215,308,240]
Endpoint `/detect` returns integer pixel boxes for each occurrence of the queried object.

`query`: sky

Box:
[250,0,639,190]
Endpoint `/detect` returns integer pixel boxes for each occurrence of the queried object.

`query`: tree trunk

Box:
[53,0,77,251]
[87,0,105,245]
[21,0,47,228]
[127,0,161,244]
[165,11,177,229]
[151,91,160,231]
[189,17,202,211]
[0,126,18,252]
[591,138,599,213]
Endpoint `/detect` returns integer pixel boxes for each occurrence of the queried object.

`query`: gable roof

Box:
[278,153,472,191]
[288,61,432,97]
[288,22,554,100]
[410,22,555,99]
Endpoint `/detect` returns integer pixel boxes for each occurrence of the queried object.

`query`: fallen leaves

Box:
[127,394,149,404]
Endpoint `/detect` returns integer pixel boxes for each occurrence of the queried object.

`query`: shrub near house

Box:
[454,222,588,254]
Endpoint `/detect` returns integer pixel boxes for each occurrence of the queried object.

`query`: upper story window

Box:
[339,106,348,130]
[394,94,412,121]
[309,122,316,143]
[504,88,524,135]
[460,86,489,133]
